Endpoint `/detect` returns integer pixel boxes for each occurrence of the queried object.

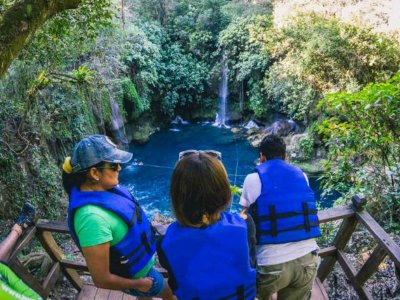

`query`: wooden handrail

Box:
[13,196,400,300]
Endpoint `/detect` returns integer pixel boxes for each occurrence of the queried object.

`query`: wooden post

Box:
[356,244,387,285]
[36,230,83,291]
[317,195,366,282]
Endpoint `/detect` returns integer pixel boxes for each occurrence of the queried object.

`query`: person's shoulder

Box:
[74,204,114,222]
[244,172,260,184]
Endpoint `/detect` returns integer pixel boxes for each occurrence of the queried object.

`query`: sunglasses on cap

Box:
[178,150,222,161]
[96,163,120,171]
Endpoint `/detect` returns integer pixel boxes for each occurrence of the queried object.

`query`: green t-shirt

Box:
[0,263,42,300]
[74,205,154,278]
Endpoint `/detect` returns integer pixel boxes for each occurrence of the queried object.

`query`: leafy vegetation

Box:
[316,72,400,231]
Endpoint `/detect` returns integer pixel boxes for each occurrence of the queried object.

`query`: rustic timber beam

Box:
[36,230,83,291]
[317,196,366,281]
[36,219,69,233]
[355,244,387,285]
[337,250,373,300]
[318,205,355,223]
[7,226,36,262]
[317,246,337,258]
[356,210,400,267]
[42,262,61,295]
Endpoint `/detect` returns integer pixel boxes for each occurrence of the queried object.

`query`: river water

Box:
[119,123,335,217]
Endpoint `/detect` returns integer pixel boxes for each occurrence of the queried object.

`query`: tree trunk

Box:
[0,0,82,77]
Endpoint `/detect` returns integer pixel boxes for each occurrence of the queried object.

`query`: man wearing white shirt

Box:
[240,135,320,300]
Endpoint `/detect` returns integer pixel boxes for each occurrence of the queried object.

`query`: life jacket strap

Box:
[269,205,277,237]
[303,202,311,232]
[257,209,318,222]
[259,221,320,236]
[128,204,138,228]
[137,206,143,224]
[120,230,156,266]
[217,283,256,300]
[157,236,178,291]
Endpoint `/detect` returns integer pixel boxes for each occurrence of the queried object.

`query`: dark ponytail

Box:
[62,171,88,195]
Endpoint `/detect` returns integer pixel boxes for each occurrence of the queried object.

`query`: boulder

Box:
[263,119,298,137]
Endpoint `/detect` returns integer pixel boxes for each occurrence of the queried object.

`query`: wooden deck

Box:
[77,284,164,300]
[4,195,400,300]
[77,279,328,300]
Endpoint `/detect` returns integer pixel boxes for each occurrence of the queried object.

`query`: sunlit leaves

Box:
[316,72,400,230]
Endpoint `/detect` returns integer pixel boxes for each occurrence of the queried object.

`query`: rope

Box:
[131,163,248,177]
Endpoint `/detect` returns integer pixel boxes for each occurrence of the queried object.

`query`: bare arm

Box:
[82,242,153,291]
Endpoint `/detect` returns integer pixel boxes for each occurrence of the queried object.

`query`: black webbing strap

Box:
[302,202,311,232]
[128,205,138,228]
[136,205,143,224]
[120,230,155,265]
[269,205,277,237]
[257,209,317,222]
[237,285,245,300]
[141,231,152,254]
[127,249,146,267]
[217,283,256,300]
[259,221,319,236]
[157,236,178,291]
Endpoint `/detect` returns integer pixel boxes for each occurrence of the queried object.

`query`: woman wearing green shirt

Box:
[62,135,175,299]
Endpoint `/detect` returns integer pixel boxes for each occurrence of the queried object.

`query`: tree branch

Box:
[0,0,83,77]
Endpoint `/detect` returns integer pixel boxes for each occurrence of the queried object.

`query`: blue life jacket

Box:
[250,159,321,244]
[158,212,256,300]
[67,185,156,278]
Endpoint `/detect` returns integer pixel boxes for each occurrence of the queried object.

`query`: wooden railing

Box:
[6,195,400,300]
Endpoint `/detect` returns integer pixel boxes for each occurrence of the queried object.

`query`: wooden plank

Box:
[95,288,111,299]
[356,244,387,285]
[108,290,124,300]
[36,219,69,233]
[356,210,400,266]
[61,259,89,272]
[8,226,37,262]
[9,259,47,299]
[317,246,337,258]
[318,205,355,223]
[36,230,83,291]
[42,262,61,295]
[337,250,372,300]
[77,284,97,300]
[122,293,137,300]
[311,278,329,300]
[317,215,359,281]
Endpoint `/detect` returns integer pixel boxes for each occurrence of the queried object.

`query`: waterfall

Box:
[109,97,129,149]
[214,60,229,128]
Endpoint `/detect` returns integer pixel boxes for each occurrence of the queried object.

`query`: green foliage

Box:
[250,13,400,123]
[316,72,400,231]
[298,136,314,161]
[157,43,210,115]
[121,77,149,120]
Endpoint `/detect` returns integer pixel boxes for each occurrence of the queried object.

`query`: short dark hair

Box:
[170,153,231,227]
[260,135,286,160]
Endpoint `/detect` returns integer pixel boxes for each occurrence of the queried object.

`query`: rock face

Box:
[284,133,309,161]
[125,122,158,144]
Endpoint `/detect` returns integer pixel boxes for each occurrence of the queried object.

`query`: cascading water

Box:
[109,97,129,149]
[214,60,229,127]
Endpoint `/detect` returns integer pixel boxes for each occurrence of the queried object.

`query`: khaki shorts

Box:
[256,251,320,300]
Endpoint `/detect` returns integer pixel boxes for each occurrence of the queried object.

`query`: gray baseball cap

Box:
[71,135,133,173]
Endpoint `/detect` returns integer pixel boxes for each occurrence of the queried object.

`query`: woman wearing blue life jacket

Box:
[157,151,257,300]
[62,134,175,299]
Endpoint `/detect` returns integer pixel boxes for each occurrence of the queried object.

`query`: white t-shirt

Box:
[240,172,319,266]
